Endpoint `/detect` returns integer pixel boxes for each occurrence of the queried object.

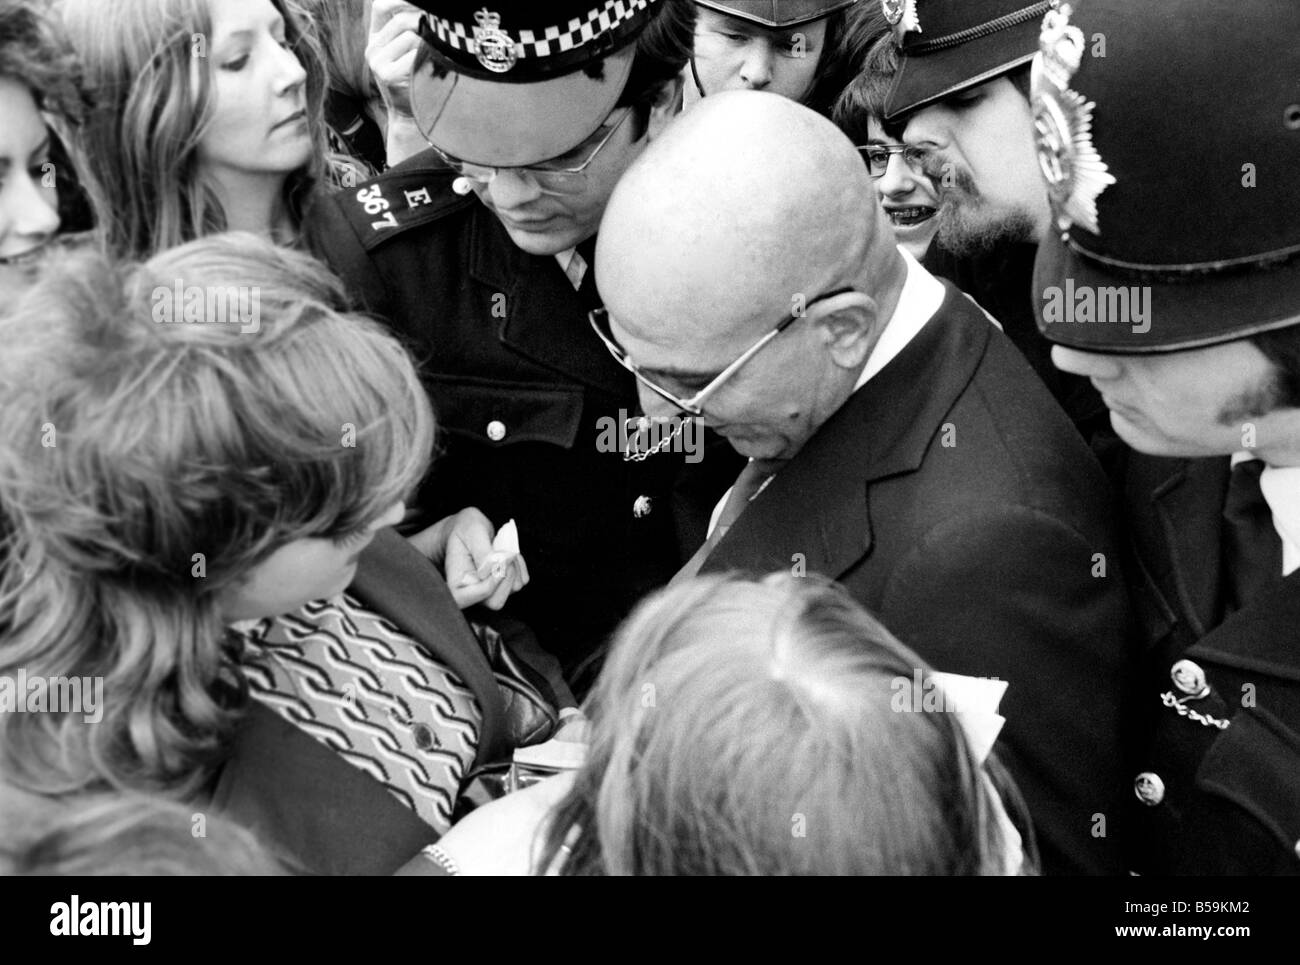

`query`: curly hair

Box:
[0,0,85,121]
[0,232,435,797]
[538,572,1037,876]
[57,0,331,258]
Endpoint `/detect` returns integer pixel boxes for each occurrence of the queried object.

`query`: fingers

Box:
[369,5,423,52]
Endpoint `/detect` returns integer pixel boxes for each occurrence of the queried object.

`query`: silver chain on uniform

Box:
[622,415,687,462]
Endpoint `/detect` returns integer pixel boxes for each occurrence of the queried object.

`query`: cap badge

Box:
[882,0,921,35]
[1030,3,1113,236]
[472,8,518,73]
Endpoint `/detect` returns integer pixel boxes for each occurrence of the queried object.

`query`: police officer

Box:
[880,0,1109,446]
[1030,0,1300,873]
[303,0,740,690]
[686,0,861,114]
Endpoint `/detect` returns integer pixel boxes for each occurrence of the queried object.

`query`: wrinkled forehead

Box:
[607,296,775,372]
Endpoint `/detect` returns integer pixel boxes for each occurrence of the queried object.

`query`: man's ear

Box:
[645,75,685,140]
[816,297,879,370]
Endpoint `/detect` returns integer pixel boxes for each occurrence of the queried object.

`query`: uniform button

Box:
[633,495,653,518]
[413,723,437,751]
[1134,772,1165,806]
[1295,839,1300,860]
[486,420,507,442]
[1170,659,1208,697]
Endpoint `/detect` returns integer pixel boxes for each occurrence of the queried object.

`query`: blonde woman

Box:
[59,0,334,257]
[420,573,1036,876]
[0,233,551,874]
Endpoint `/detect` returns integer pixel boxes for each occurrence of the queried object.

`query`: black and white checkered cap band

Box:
[431,0,652,64]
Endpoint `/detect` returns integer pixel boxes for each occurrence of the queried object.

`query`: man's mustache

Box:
[917,151,981,200]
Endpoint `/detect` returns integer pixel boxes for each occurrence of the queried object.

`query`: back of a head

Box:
[598,90,881,334]
[0,232,434,795]
[543,574,1026,875]
[0,785,285,875]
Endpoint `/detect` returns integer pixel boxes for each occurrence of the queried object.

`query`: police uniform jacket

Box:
[303,152,740,683]
[697,282,1134,876]
[1123,453,1300,874]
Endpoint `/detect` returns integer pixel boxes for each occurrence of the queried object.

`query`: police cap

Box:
[407,1,664,167]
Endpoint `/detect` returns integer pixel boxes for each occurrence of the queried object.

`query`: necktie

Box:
[1221,458,1283,612]
[574,237,601,309]
[672,458,782,584]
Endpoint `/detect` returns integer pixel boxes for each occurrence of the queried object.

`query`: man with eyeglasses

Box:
[594,89,1132,875]
[303,0,741,691]
[880,0,1108,447]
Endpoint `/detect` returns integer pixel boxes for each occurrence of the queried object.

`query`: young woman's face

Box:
[0,77,60,287]
[196,0,314,186]
[220,502,406,622]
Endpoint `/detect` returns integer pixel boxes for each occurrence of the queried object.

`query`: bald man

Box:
[592,91,1132,876]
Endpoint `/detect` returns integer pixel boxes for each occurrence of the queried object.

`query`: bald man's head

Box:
[593,92,907,460]
[599,91,900,348]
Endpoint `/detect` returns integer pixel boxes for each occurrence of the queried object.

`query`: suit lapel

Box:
[702,283,990,581]
[1189,568,1300,683]
[467,210,630,397]
[1132,455,1229,640]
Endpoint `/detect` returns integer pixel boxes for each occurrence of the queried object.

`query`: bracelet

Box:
[422,844,461,876]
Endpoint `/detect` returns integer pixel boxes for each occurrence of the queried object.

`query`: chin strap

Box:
[688,55,707,99]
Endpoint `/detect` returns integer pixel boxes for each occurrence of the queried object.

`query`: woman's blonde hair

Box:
[58,0,330,258]
[0,232,434,796]
[0,784,286,875]
[540,573,1036,875]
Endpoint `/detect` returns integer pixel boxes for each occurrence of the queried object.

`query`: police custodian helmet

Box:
[882,0,1056,120]
[693,1,859,29]
[406,0,665,167]
[1031,0,1300,351]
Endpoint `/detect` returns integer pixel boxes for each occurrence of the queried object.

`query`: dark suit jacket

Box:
[700,282,1133,876]
[1123,453,1300,874]
[303,157,740,685]
[210,530,520,875]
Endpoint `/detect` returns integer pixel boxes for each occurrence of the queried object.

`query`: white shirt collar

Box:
[852,246,947,392]
[1232,451,1300,576]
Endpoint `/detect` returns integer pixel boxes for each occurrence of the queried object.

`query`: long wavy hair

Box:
[538,573,1037,875]
[57,0,331,259]
[0,232,435,797]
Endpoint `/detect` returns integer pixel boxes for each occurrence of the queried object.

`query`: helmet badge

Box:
[1031,3,1114,236]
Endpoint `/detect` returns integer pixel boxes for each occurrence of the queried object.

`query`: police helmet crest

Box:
[1030,3,1113,237]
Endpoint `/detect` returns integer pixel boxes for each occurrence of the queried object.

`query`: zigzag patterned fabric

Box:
[232,593,482,834]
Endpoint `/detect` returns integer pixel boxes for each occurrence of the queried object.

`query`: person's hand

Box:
[366,0,424,120]
[406,508,530,610]
[552,712,590,743]
[432,772,577,876]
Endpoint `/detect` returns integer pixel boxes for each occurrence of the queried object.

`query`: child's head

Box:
[542,572,1032,875]
[0,232,433,794]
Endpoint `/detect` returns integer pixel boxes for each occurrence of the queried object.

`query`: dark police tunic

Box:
[1124,453,1300,874]
[303,151,740,686]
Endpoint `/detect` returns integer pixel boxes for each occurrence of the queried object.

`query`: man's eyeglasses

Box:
[427,108,634,197]
[857,143,929,180]
[588,288,856,417]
